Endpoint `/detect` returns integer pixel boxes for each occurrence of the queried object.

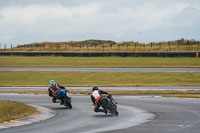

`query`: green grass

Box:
[0,71,199,87]
[0,100,36,123]
[0,57,200,68]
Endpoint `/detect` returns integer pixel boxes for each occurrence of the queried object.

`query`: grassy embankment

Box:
[2,39,200,52]
[0,57,199,68]
[0,100,36,123]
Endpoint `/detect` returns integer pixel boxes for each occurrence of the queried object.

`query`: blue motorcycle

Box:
[57,89,72,109]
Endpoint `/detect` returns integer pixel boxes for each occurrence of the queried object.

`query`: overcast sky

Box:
[0,0,200,47]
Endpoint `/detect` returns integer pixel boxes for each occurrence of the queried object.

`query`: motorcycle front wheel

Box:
[64,97,72,109]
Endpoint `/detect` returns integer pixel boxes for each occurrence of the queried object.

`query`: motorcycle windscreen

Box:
[57,90,66,99]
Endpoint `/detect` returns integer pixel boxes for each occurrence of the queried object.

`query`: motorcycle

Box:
[57,89,72,109]
[100,94,119,116]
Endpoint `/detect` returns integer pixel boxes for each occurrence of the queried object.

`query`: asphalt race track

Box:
[1,94,200,133]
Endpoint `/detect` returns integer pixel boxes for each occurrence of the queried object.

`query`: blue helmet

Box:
[49,80,56,86]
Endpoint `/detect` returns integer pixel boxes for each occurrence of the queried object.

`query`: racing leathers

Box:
[48,83,66,103]
[91,90,109,114]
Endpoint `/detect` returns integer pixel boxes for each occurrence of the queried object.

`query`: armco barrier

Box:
[0,51,198,57]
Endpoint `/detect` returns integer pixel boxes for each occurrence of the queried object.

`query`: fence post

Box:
[196,52,199,58]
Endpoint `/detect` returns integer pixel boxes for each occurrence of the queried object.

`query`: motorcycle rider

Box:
[48,80,67,103]
[91,86,110,114]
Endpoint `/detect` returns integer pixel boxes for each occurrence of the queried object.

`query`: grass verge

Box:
[0,71,199,87]
[1,90,200,98]
[164,94,200,98]
[0,100,37,123]
[0,57,199,68]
